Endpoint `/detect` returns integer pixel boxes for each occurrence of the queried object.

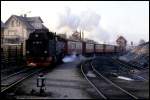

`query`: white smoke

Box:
[91,26,110,43]
[56,7,110,43]
[62,53,77,63]
[79,9,101,31]
[57,7,80,32]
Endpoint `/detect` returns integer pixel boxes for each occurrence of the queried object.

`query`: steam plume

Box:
[57,7,110,43]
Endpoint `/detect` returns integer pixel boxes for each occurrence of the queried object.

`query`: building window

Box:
[17,20,20,26]
[11,20,15,27]
[4,38,20,44]
[18,21,20,26]
[8,31,15,36]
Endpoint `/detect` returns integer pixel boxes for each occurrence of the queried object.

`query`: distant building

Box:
[116,36,127,52]
[69,30,98,43]
[1,21,5,46]
[69,30,81,41]
[4,15,48,55]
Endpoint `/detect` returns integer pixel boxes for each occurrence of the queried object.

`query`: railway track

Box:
[1,68,31,81]
[1,67,45,94]
[81,60,138,99]
[112,57,149,70]
[112,57,148,82]
[1,66,26,75]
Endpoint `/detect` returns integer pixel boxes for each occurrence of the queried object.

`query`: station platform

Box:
[15,56,94,99]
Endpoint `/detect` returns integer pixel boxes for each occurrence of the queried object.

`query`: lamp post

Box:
[82,31,84,41]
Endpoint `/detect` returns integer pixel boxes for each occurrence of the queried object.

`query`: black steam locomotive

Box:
[26,29,66,67]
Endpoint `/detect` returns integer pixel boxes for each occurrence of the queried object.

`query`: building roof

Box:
[116,36,127,42]
[1,21,5,28]
[139,41,149,46]
[26,17,43,23]
[5,15,48,30]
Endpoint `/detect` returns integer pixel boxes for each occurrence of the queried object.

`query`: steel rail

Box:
[112,57,148,82]
[1,67,32,81]
[91,62,138,99]
[112,57,146,70]
[1,68,44,93]
[80,64,107,99]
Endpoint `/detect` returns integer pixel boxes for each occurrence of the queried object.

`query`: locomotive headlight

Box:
[44,51,48,54]
[35,34,39,37]
[33,42,35,44]
[27,51,30,54]
[36,41,39,44]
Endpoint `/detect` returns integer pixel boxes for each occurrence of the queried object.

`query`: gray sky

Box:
[1,1,149,45]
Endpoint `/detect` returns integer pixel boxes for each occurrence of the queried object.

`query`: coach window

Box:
[77,44,80,49]
[71,44,74,49]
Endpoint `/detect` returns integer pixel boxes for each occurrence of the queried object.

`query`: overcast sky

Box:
[1,1,149,45]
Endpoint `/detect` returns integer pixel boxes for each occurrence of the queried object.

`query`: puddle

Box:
[117,76,134,81]
[87,71,96,78]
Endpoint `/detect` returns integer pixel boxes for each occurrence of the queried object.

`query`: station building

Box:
[116,36,127,53]
[3,14,48,55]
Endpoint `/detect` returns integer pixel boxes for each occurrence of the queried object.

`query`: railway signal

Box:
[37,73,46,95]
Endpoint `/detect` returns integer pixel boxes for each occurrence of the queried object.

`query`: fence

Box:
[1,43,25,69]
